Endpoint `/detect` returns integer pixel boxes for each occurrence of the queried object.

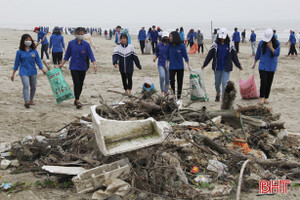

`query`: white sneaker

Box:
[46,59,50,63]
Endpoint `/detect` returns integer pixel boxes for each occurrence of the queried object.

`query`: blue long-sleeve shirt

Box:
[155,42,169,67]
[289,33,296,45]
[179,31,185,42]
[138,29,146,41]
[115,32,121,45]
[216,43,229,71]
[232,31,240,42]
[255,40,280,72]
[37,31,48,45]
[187,33,195,42]
[250,33,256,42]
[150,30,158,42]
[13,48,43,76]
[49,34,65,53]
[167,43,189,70]
[64,39,96,71]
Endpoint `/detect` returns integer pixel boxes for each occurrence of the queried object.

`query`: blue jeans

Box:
[251,42,256,55]
[214,70,230,96]
[157,65,169,93]
[20,75,37,102]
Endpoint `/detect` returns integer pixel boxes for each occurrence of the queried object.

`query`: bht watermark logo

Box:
[259,180,291,194]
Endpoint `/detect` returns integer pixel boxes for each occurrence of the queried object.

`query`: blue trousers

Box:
[214,70,230,96]
[20,75,37,102]
[157,65,169,93]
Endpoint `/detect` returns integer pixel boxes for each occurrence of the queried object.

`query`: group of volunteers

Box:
[11,24,281,109]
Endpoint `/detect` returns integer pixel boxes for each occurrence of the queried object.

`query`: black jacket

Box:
[203,42,241,72]
[112,44,142,73]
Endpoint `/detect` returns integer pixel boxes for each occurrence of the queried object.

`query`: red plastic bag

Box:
[239,74,259,99]
[188,43,198,54]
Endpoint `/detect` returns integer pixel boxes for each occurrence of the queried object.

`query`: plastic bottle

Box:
[0,152,12,157]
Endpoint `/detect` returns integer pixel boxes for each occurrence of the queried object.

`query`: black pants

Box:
[169,69,184,99]
[189,41,194,48]
[120,72,133,90]
[71,70,86,100]
[288,44,298,55]
[41,43,49,60]
[151,41,157,54]
[259,70,275,99]
[140,40,145,54]
[52,52,63,64]
[198,43,204,53]
[234,42,240,53]
[86,56,90,69]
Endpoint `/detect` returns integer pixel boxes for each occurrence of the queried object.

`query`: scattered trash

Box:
[1,159,11,170]
[211,184,232,197]
[42,166,87,175]
[194,174,212,184]
[92,179,131,200]
[0,152,12,157]
[10,159,20,167]
[72,158,130,194]
[1,183,12,190]
[0,142,11,153]
[190,166,200,173]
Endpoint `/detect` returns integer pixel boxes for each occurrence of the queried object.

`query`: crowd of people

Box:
[11,24,299,110]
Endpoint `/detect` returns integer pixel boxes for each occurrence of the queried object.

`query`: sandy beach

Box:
[0,28,300,199]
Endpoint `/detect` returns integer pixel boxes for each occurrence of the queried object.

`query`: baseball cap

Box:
[263,28,273,42]
[162,31,169,38]
[34,27,39,32]
[218,28,227,39]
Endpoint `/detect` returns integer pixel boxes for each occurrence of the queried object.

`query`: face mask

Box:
[24,41,32,47]
[162,38,169,43]
[75,35,84,40]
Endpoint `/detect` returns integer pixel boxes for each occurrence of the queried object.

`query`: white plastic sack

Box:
[190,69,209,101]
[144,41,151,54]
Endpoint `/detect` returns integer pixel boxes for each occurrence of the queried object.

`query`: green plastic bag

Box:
[190,69,209,101]
[46,68,74,104]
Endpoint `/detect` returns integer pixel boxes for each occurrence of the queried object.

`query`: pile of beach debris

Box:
[1,86,300,200]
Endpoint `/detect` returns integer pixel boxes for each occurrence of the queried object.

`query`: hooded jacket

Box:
[112,44,142,73]
[202,42,241,72]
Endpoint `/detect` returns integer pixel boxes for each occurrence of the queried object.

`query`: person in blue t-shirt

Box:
[49,26,65,67]
[59,27,97,109]
[167,31,190,100]
[286,30,298,57]
[34,27,50,61]
[11,34,47,108]
[232,27,240,53]
[150,25,159,54]
[252,28,280,105]
[202,28,243,102]
[249,29,256,56]
[138,27,146,54]
[153,31,170,96]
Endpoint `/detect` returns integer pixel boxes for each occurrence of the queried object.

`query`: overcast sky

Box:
[1,0,300,29]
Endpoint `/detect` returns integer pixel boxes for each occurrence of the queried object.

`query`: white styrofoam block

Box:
[91,105,165,156]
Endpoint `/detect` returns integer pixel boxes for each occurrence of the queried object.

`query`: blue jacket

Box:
[138,29,146,41]
[150,30,158,42]
[232,31,240,42]
[49,34,65,53]
[289,33,296,45]
[203,42,241,72]
[37,31,48,45]
[250,33,256,42]
[64,39,96,71]
[255,40,280,72]
[167,43,189,70]
[13,48,43,76]
[112,44,142,73]
[179,31,185,42]
[155,42,169,67]
[187,33,195,42]
[115,32,122,45]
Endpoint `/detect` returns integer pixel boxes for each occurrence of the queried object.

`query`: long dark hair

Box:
[170,31,182,46]
[19,34,36,50]
[215,35,230,44]
[262,36,278,57]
